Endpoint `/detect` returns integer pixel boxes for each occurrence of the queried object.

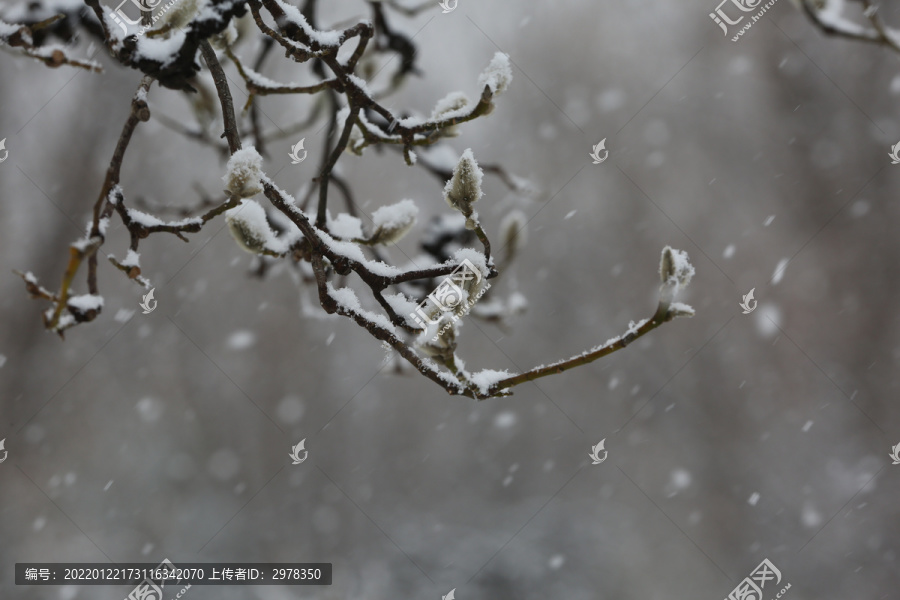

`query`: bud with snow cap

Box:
[659,245,694,289]
[223,147,264,199]
[226,200,278,255]
[656,246,695,319]
[443,148,483,225]
[366,199,419,245]
[478,52,513,96]
[666,303,695,319]
[144,0,199,37]
[476,52,513,115]
[430,91,470,137]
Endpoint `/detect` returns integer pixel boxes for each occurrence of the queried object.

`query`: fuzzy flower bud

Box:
[477,52,513,95]
[667,302,695,319]
[223,147,264,199]
[432,91,470,118]
[659,246,695,290]
[443,148,483,218]
[499,209,528,262]
[225,200,275,254]
[431,91,470,137]
[368,199,419,245]
[658,246,696,317]
[156,0,199,31]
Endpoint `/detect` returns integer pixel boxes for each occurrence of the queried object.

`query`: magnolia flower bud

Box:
[157,0,199,31]
[432,91,470,118]
[657,246,695,317]
[368,199,418,245]
[477,52,513,96]
[431,91,470,137]
[499,209,528,262]
[659,246,694,290]
[667,302,695,319]
[223,147,264,199]
[225,200,274,254]
[443,148,483,218]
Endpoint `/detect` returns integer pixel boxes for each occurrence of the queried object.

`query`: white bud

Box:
[368,199,418,245]
[225,200,275,254]
[659,246,694,289]
[155,0,199,31]
[667,302,695,319]
[477,52,513,95]
[658,246,695,310]
[432,91,470,119]
[443,148,483,217]
[223,147,264,199]
[431,91,470,137]
[499,209,528,260]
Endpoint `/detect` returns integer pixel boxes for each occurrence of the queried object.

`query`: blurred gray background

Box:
[1,0,899,598]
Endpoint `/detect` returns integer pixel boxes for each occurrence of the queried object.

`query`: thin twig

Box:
[200,40,242,154]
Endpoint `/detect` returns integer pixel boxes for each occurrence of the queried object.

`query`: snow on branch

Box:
[84,0,249,90]
[12,0,696,397]
[801,0,900,53]
[0,15,101,71]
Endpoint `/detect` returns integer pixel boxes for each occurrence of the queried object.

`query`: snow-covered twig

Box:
[0,15,102,71]
[13,0,697,398]
[802,0,900,53]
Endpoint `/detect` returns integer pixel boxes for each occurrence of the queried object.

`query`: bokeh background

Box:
[1,0,900,598]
